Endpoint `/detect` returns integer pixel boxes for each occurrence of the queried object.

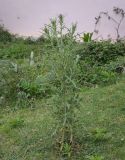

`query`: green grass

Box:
[0,42,42,59]
[75,78,125,159]
[1,78,125,159]
[0,107,56,160]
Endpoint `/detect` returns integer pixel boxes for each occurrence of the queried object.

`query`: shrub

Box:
[75,41,125,65]
[24,37,37,44]
[17,78,52,98]
[78,61,117,86]
[105,56,125,73]
[0,25,14,42]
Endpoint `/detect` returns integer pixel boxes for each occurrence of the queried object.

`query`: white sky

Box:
[0,0,125,38]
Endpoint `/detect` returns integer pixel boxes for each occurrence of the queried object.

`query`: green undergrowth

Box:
[1,78,125,159]
[1,16,125,159]
[0,42,42,59]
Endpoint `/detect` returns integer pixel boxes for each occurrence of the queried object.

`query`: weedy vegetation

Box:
[0,8,125,160]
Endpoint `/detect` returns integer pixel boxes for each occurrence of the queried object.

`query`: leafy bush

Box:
[75,41,125,65]
[70,41,125,86]
[0,25,14,42]
[24,37,37,44]
[105,56,125,73]
[17,78,52,98]
[78,61,117,86]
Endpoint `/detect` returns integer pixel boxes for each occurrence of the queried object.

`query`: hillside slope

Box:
[0,78,125,159]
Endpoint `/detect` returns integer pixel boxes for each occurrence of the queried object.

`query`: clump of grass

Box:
[91,128,108,142]
[9,118,24,129]
[88,155,104,160]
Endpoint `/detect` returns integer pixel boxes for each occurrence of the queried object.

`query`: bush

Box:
[78,61,117,86]
[105,56,125,73]
[17,78,52,98]
[74,41,125,65]
[24,37,37,45]
[0,25,14,42]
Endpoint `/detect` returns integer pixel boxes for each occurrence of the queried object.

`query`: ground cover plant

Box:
[0,9,125,159]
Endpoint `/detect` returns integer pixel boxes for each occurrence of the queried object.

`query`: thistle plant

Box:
[42,14,77,50]
[49,48,81,157]
[41,15,81,158]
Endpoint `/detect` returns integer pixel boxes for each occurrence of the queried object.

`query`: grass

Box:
[0,107,56,160]
[1,78,125,159]
[75,78,125,159]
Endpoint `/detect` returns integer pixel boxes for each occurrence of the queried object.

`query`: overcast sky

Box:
[0,0,125,38]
